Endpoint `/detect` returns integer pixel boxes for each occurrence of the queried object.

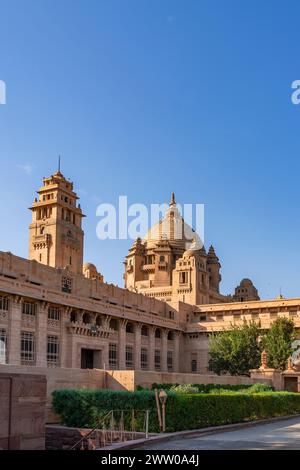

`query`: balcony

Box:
[66,321,113,338]
[158,260,168,270]
[142,263,155,272]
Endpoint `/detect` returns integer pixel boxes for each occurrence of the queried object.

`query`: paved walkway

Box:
[138,417,300,450]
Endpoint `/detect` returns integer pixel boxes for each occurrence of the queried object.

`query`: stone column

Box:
[173,331,180,372]
[8,296,22,365]
[149,326,156,371]
[161,329,168,372]
[118,320,127,370]
[59,306,69,368]
[36,302,48,367]
[70,337,78,368]
[102,315,111,370]
[134,323,142,370]
[102,342,109,371]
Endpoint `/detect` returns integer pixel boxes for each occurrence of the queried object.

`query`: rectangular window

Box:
[47,336,59,366]
[167,351,173,371]
[125,345,134,369]
[62,277,72,293]
[155,349,161,371]
[21,332,35,364]
[179,271,188,284]
[0,329,7,364]
[289,311,298,317]
[22,302,36,316]
[141,348,148,370]
[0,296,9,311]
[48,306,60,321]
[109,343,118,369]
[191,353,197,373]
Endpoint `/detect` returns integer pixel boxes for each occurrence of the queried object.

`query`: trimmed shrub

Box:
[52,389,160,431]
[170,384,199,394]
[52,389,300,433]
[145,382,274,393]
[164,392,300,431]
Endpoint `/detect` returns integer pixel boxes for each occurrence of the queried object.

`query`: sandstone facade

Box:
[0,169,298,376]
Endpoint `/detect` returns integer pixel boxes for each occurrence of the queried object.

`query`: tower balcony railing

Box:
[142,263,155,272]
[32,233,51,243]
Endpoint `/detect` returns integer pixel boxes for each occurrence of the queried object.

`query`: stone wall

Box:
[45,425,92,450]
[45,425,146,450]
[0,365,105,422]
[0,372,46,450]
[0,365,274,430]
[106,369,273,391]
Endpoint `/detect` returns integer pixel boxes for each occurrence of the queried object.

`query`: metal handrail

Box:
[70,410,112,450]
[70,409,150,450]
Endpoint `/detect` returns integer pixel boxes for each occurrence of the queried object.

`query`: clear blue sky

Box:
[0,0,300,299]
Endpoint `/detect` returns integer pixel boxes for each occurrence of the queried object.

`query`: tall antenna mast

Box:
[58,155,61,173]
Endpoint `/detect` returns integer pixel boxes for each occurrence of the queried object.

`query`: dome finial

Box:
[54,155,63,177]
[170,192,176,206]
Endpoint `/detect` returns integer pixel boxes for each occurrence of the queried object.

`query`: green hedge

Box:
[138,383,274,393]
[52,389,300,433]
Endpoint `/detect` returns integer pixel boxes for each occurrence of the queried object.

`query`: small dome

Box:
[240,278,254,287]
[83,262,97,272]
[83,262,104,283]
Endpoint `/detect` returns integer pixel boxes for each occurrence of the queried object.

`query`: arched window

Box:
[141,325,148,336]
[40,226,45,235]
[155,329,161,339]
[191,359,197,373]
[167,331,174,341]
[82,312,92,324]
[126,322,134,333]
[160,255,165,262]
[95,315,102,327]
[70,311,77,323]
[109,318,119,331]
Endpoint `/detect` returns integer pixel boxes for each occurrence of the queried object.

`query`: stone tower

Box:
[233,278,260,302]
[207,245,221,293]
[29,168,85,274]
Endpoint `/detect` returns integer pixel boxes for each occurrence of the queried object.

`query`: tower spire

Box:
[170,192,176,206]
[58,155,61,173]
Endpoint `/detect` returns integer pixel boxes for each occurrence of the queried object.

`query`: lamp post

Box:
[158,389,168,432]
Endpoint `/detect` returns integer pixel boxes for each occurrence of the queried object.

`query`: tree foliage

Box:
[208,321,261,376]
[262,317,295,370]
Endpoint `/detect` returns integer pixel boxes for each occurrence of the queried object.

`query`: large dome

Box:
[143,193,203,251]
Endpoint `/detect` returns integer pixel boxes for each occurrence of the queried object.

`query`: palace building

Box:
[0,169,299,375]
